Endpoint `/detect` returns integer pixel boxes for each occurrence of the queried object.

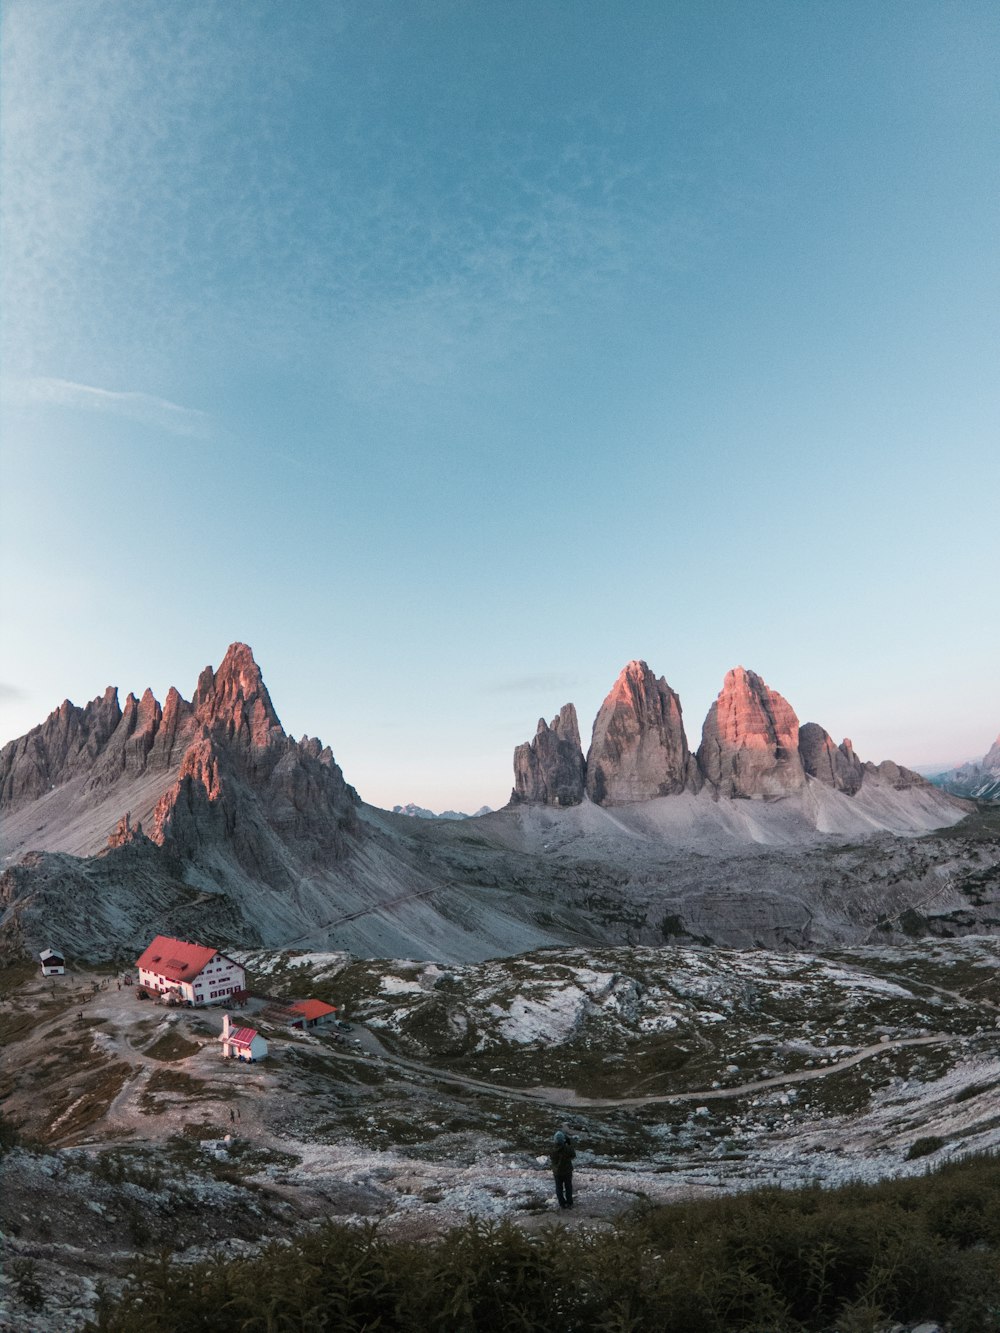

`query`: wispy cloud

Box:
[5,377,210,438]
[0,2,718,399]
[488,673,580,697]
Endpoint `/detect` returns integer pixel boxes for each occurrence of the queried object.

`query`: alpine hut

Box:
[39,948,65,976]
[220,1013,267,1062]
[136,935,246,1006]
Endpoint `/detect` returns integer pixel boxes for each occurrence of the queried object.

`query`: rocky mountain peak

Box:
[1,644,358,884]
[512,703,586,807]
[191,642,283,747]
[697,666,806,798]
[798,722,864,795]
[0,685,124,809]
[586,660,698,805]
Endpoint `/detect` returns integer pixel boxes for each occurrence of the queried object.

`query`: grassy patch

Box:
[44,1061,133,1144]
[142,1068,216,1099]
[0,1007,35,1043]
[143,1030,203,1062]
[0,958,43,994]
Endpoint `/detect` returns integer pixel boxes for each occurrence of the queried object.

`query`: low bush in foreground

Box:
[88,1153,1000,1332]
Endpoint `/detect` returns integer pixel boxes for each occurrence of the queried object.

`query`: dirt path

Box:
[335,1030,950,1110]
[20,973,953,1145]
[280,888,438,948]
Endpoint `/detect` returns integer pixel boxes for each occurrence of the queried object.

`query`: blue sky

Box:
[2,0,997,810]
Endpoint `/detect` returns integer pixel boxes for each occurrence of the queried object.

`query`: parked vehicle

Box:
[336,1020,353,1031]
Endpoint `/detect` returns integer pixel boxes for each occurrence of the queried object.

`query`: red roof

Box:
[136,935,221,982]
[289,999,337,1021]
[227,1026,259,1046]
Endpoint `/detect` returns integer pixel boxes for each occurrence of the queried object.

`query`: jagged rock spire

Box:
[799,723,864,795]
[586,660,698,805]
[511,704,586,807]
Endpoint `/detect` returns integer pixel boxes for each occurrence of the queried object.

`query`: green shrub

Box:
[907,1135,946,1160]
[85,1152,1000,1333]
[10,1258,45,1312]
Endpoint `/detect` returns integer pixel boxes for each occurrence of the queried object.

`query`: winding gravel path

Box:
[337,1029,950,1110]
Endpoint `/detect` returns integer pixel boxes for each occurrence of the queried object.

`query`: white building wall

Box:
[139,955,246,1005]
[195,956,246,1004]
[237,1034,268,1061]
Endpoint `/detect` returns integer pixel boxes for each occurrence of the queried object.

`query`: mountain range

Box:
[391,803,494,821]
[930,736,1000,802]
[510,659,925,807]
[1,643,993,965]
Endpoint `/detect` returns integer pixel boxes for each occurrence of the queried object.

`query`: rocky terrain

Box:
[5,934,1000,1329]
[0,645,989,969]
[0,645,997,1329]
[512,702,588,807]
[586,661,697,804]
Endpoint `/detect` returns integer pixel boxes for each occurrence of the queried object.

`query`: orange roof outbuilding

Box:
[288,999,337,1021]
[136,935,223,983]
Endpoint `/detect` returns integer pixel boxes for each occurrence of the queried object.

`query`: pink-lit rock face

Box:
[586,660,698,805]
[697,667,806,798]
[0,643,358,878]
[104,810,154,851]
[147,647,358,872]
[799,723,864,796]
[190,642,283,751]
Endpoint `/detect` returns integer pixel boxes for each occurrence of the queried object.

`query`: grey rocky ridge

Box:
[391,803,494,820]
[0,642,358,878]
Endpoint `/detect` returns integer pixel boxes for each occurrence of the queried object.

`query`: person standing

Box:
[549,1129,576,1209]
